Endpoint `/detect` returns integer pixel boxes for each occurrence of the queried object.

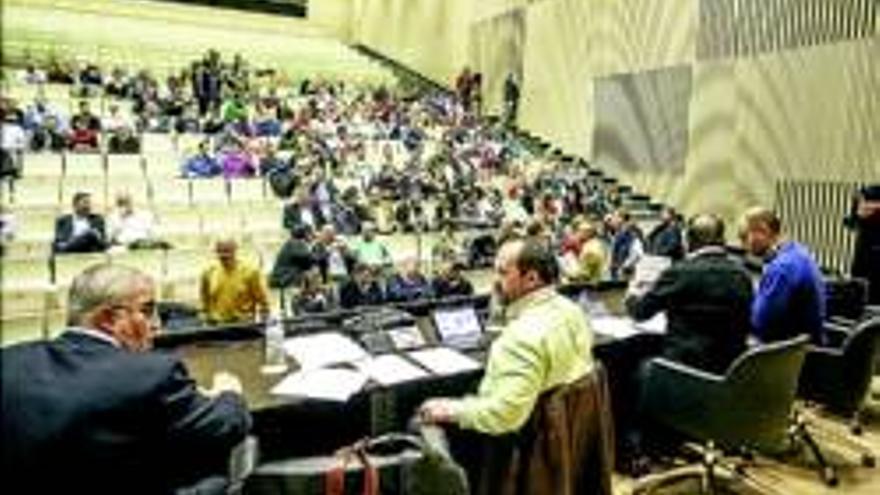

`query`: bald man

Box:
[200,238,270,325]
[2,264,250,493]
[626,214,753,373]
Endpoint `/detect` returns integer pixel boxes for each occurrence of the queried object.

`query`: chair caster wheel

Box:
[823,466,838,487]
[851,424,863,436]
[862,454,876,468]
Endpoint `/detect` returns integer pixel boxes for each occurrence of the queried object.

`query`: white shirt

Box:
[108,210,156,245]
[0,123,26,151]
[72,215,92,238]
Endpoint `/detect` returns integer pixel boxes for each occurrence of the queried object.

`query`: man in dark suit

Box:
[626,213,753,374]
[1,264,251,494]
[339,262,385,309]
[269,224,316,290]
[53,191,108,254]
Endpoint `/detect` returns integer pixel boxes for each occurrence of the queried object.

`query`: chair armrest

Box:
[864,305,880,318]
[823,325,850,348]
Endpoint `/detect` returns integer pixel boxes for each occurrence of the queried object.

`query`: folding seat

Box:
[13,206,59,243]
[149,177,192,207]
[153,206,203,249]
[141,132,176,155]
[12,176,61,207]
[52,252,111,289]
[191,178,229,206]
[229,178,266,206]
[1,257,53,290]
[0,313,47,347]
[22,153,64,178]
[143,152,183,178]
[107,154,145,179]
[108,248,165,281]
[64,152,106,177]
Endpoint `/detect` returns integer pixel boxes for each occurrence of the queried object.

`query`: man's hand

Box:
[206,371,243,396]
[419,398,457,425]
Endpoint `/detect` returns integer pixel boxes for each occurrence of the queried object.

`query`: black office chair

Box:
[798,317,880,468]
[632,336,827,495]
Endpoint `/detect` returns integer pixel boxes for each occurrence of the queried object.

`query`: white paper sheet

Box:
[356,354,429,386]
[282,332,369,370]
[407,347,481,375]
[270,367,368,402]
[591,314,667,339]
[591,317,641,339]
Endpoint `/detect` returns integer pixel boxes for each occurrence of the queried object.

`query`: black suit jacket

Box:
[53,213,108,253]
[1,331,251,494]
[626,248,754,374]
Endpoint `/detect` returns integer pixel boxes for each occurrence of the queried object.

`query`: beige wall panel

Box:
[474,0,532,22]
[309,0,353,41]
[733,37,880,212]
[352,0,473,86]
[519,0,593,157]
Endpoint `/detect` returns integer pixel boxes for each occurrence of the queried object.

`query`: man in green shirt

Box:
[420,238,595,434]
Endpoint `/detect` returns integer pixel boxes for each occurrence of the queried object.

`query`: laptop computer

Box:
[431,306,484,351]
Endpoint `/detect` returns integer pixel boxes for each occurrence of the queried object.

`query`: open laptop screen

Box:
[432,306,483,350]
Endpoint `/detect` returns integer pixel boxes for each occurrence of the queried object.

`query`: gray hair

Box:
[67,263,152,326]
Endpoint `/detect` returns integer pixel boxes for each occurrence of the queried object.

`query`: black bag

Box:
[825,276,869,320]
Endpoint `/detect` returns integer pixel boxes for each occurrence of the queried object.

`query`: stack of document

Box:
[356,354,428,386]
[270,368,369,402]
[592,313,667,339]
[282,332,369,370]
[407,347,481,375]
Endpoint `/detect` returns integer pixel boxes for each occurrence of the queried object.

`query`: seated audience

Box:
[432,261,475,299]
[608,209,644,280]
[219,141,256,178]
[282,189,320,232]
[564,221,607,284]
[626,214,753,373]
[103,103,140,154]
[420,238,595,434]
[200,238,270,325]
[312,224,352,284]
[53,192,108,254]
[68,117,100,151]
[1,113,26,179]
[107,192,160,249]
[351,222,393,271]
[339,262,385,309]
[646,207,685,260]
[268,225,316,289]
[740,207,827,345]
[432,223,461,265]
[387,259,434,302]
[181,140,221,178]
[1,264,251,493]
[290,268,336,315]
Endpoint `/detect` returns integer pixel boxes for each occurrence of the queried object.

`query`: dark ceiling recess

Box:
[149,0,307,18]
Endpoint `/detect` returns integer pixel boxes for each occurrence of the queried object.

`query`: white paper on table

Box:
[282,332,369,370]
[270,367,368,402]
[407,347,481,376]
[633,255,672,287]
[355,354,428,386]
[592,314,667,339]
[591,317,640,339]
[634,312,667,334]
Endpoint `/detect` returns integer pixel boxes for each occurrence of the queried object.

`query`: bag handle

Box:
[325,439,380,495]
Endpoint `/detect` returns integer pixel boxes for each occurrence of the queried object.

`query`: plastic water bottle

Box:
[262,317,288,375]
